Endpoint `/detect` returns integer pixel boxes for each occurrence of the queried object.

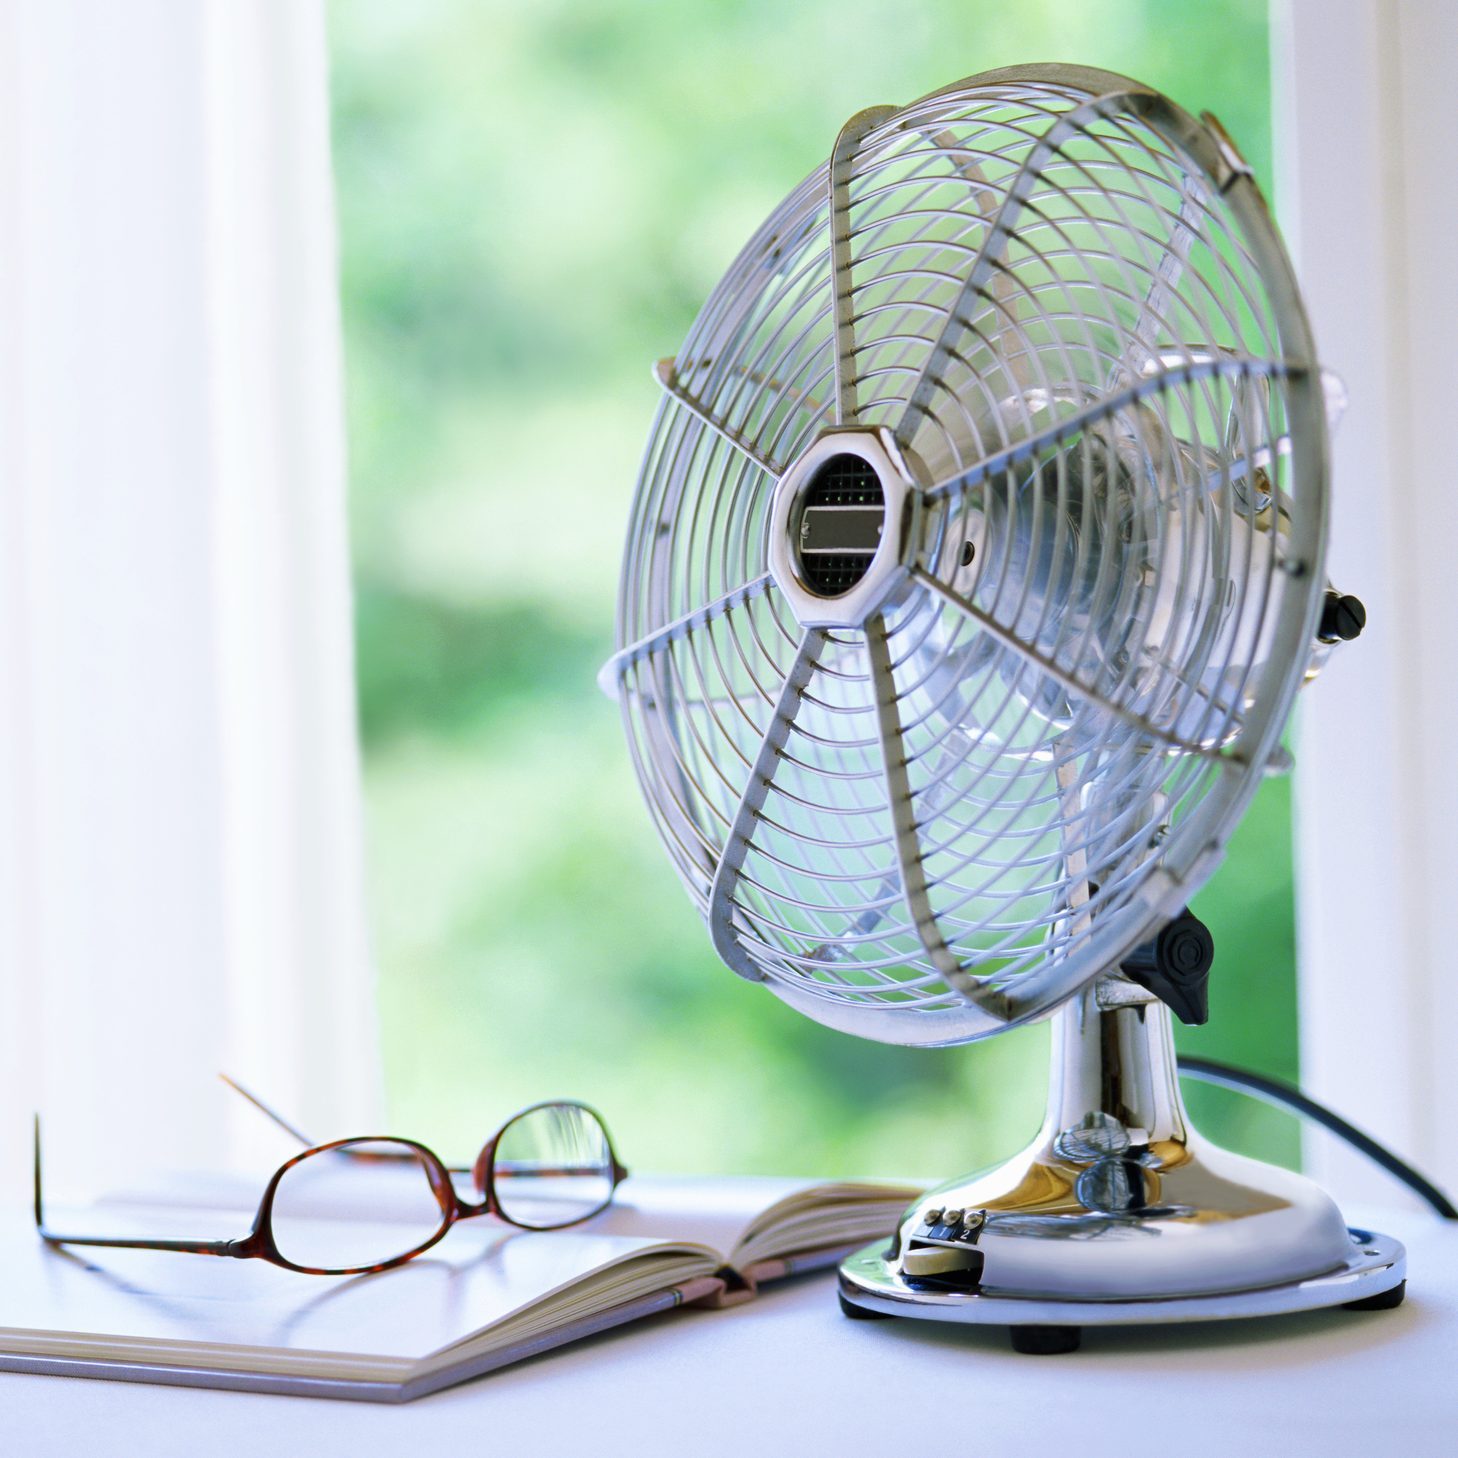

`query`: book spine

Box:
[685,1268,757,1310]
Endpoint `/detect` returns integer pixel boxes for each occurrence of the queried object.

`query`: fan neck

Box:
[1043,980,1188,1150]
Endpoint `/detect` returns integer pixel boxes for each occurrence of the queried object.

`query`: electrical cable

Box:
[1178,1055,1458,1221]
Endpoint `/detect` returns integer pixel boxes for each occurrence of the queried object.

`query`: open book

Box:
[0,1173,918,1402]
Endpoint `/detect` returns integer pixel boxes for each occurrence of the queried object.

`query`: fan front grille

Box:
[606,65,1326,1045]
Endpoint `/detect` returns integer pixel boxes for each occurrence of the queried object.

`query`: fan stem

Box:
[1043,979,1189,1151]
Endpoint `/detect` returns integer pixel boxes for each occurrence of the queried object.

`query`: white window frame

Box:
[3,0,1450,1205]
[1276,0,1458,1196]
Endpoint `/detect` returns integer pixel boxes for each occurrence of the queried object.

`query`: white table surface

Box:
[5,1205,1454,1457]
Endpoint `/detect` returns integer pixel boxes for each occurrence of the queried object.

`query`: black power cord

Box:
[1178,1055,1458,1221]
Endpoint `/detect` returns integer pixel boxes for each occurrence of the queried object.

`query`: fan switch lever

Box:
[901,1244,983,1278]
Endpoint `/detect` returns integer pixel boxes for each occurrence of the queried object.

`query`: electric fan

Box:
[601,64,1401,1350]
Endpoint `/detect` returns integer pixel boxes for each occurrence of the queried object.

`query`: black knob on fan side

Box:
[1318,591,1366,643]
[1120,910,1214,1025]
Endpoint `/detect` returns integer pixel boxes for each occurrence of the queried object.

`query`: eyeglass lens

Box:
[269,1140,447,1271]
[491,1105,614,1229]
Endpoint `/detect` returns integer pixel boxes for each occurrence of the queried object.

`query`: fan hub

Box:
[794,454,885,595]
[768,428,918,628]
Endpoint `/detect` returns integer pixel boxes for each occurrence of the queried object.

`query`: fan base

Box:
[838,1226,1405,1345]
[836,981,1408,1346]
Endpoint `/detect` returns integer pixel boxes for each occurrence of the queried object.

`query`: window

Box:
[328,0,1297,1178]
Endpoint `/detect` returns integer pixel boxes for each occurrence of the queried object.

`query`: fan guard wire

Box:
[605,64,1326,1046]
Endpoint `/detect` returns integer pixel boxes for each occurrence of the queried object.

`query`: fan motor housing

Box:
[768,428,919,628]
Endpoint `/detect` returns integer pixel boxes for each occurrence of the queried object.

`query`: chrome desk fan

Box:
[601,64,1401,1351]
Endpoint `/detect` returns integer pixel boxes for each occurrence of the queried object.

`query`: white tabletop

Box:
[6,1205,1454,1457]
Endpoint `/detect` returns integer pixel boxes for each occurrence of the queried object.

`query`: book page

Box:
[594,1175,921,1270]
[1,1206,717,1380]
[588,1175,839,1253]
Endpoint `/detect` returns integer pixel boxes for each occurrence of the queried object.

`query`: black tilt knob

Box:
[1318,591,1366,643]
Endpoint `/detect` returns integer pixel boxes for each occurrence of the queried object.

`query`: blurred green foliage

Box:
[328,0,1297,1178]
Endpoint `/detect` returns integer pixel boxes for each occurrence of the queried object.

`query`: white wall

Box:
[1277,0,1458,1199]
[0,0,380,1195]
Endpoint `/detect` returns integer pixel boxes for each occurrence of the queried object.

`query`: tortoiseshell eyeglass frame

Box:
[33,1079,629,1276]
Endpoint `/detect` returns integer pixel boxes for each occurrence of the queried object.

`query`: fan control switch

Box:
[901,1208,988,1281]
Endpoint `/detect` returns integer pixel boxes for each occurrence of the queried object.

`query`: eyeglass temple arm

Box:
[32,1115,238,1257]
[218,1082,629,1183]
[220,1079,476,1179]
[218,1073,315,1147]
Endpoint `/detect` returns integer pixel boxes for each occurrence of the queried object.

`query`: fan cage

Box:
[605,64,1326,1047]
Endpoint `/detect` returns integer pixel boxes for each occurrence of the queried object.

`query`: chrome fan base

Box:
[839,1225,1405,1344]
[837,979,1408,1348]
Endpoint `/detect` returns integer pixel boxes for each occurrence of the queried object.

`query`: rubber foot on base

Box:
[1010,1324,1082,1355]
[1343,1279,1406,1312]
[839,1292,895,1320]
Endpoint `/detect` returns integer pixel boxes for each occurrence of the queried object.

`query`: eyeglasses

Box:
[34,1078,629,1276]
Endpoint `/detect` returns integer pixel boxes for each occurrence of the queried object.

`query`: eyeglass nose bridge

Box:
[470,1134,502,1210]
[418,1151,476,1221]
